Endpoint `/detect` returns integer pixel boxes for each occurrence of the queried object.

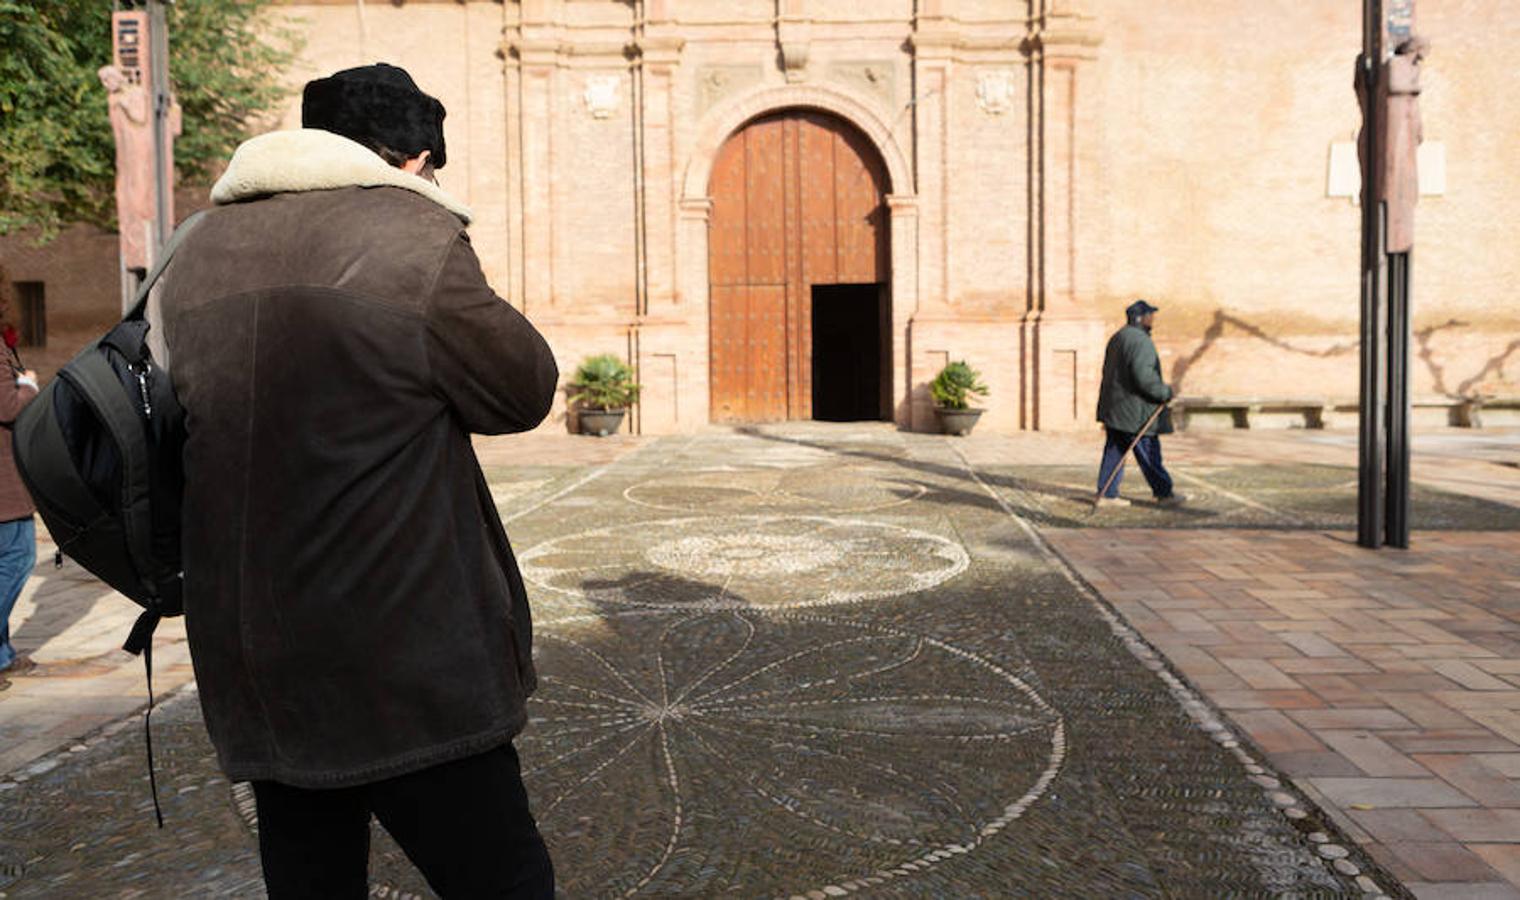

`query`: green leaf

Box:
[929,360,988,410]
[567,354,642,411]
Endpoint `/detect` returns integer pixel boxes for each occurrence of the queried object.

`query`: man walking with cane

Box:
[1094,300,1186,509]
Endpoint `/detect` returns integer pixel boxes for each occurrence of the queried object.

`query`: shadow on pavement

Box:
[733,427,1520,532]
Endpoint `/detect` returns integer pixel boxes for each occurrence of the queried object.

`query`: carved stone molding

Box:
[696,65,764,116]
[780,40,811,83]
[678,197,714,222]
[1032,6,1103,61]
[502,38,637,69]
[975,69,1017,116]
[636,35,686,69]
[886,194,920,217]
[828,61,896,107]
[583,74,621,119]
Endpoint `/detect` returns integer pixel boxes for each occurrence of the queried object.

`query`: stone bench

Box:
[1175,396,1508,430]
[1466,396,1520,428]
[1175,397,1331,431]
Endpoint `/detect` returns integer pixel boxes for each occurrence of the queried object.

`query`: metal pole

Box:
[147,0,173,257]
[1386,251,1411,546]
[1357,0,1386,549]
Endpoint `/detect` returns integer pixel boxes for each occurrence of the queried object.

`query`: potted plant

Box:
[568,354,641,436]
[930,360,988,435]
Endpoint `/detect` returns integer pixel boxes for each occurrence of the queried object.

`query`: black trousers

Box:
[250,743,554,899]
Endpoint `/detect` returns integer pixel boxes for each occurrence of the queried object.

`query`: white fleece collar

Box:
[211,129,472,224]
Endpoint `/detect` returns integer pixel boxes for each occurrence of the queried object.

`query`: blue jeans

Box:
[1097,427,1175,500]
[0,517,36,671]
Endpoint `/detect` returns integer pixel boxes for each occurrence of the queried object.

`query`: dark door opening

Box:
[811,283,886,421]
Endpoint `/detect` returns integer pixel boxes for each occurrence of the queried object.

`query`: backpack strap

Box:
[59,355,162,595]
[67,212,207,596]
[125,210,208,323]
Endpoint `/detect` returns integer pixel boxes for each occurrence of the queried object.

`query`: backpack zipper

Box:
[134,364,153,418]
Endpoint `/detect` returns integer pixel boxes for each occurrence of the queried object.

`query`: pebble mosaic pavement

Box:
[0,425,1440,898]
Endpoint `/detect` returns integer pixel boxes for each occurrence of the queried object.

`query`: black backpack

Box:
[12,212,203,825]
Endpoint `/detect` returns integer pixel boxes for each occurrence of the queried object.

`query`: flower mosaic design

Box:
[519,610,1064,896]
[622,465,927,514]
[518,515,970,610]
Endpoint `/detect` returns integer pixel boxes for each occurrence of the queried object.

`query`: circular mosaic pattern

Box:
[646,532,843,578]
[520,609,1064,896]
[623,465,928,514]
[519,515,970,609]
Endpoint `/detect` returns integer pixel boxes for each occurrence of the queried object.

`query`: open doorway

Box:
[811,283,887,421]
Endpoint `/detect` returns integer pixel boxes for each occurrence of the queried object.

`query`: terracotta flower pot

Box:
[578,408,626,437]
[934,407,984,436]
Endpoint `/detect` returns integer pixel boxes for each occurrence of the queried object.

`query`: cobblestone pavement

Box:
[0,424,1420,897]
[0,435,648,782]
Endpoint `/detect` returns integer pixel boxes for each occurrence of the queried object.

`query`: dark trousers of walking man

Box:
[1096,426,1174,501]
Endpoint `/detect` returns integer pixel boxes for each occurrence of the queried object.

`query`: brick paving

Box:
[1045,529,1520,898]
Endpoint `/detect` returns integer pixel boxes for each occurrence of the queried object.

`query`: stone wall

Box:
[1092,0,1520,405]
[6,0,1514,433]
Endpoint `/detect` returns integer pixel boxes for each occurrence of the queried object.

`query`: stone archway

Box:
[706,110,890,423]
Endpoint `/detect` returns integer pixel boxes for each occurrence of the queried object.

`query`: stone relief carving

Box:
[975,69,1017,116]
[828,61,897,107]
[696,65,764,116]
[780,40,810,83]
[583,74,621,119]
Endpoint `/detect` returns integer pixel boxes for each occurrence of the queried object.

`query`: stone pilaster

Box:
[887,194,920,428]
[637,36,685,315]
[505,37,559,312]
[1022,1,1105,431]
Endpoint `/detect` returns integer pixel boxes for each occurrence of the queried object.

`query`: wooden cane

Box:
[1092,401,1170,506]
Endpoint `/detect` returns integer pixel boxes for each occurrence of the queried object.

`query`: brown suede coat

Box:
[160,172,557,787]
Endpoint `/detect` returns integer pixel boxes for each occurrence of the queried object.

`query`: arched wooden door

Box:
[708,110,889,423]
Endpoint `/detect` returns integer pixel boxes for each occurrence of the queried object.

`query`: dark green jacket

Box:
[1096,324,1173,435]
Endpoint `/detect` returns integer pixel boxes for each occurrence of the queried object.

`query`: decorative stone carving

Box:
[583,74,621,119]
[975,69,1017,116]
[780,40,810,83]
[828,61,896,106]
[697,65,763,115]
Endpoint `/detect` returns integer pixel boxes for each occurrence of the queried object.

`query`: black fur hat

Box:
[301,64,447,169]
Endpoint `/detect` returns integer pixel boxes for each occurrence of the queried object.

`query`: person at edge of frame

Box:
[156,64,557,898]
[0,279,39,693]
[1094,299,1188,510]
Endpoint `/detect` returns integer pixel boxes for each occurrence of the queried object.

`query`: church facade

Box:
[277,0,1117,433]
[10,1,1518,434]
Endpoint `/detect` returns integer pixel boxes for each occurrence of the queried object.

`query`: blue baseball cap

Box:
[1125,299,1159,319]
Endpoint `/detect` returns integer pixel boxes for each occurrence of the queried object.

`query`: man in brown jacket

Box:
[160,65,558,897]
[0,297,39,692]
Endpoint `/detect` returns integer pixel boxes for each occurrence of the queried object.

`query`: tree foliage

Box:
[0,0,300,241]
